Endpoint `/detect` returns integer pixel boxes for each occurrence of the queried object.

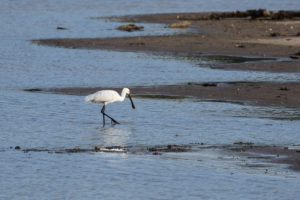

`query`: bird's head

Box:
[123,88,130,95]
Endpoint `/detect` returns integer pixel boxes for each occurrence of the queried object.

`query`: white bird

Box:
[85,88,135,126]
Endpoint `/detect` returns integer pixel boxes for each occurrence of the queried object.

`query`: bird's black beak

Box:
[128,94,135,109]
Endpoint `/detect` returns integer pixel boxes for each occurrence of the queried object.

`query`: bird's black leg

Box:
[101,105,106,126]
[101,105,120,125]
[106,114,120,125]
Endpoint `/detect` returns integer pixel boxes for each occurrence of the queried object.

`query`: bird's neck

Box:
[120,90,127,102]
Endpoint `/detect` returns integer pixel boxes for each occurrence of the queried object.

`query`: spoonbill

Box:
[85,88,135,126]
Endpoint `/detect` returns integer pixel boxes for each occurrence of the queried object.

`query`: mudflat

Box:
[33,10,300,61]
[41,81,300,107]
[30,10,300,108]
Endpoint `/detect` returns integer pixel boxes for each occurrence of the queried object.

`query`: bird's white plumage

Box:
[85,88,130,105]
[85,90,121,104]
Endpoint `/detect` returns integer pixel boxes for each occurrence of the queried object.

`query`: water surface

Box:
[1,0,300,199]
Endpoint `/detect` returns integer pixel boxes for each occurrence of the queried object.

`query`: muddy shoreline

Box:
[33,10,300,72]
[211,61,300,73]
[26,81,300,107]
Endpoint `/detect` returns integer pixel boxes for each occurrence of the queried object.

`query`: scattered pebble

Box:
[202,82,217,87]
[290,55,300,59]
[270,32,281,37]
[24,88,42,92]
[152,152,162,155]
[56,26,68,30]
[235,43,245,48]
[234,142,254,145]
[129,42,145,46]
[117,24,144,32]
[289,51,300,59]
[168,21,191,28]
[94,146,101,152]
[280,87,289,91]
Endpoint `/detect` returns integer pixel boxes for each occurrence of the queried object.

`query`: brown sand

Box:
[32,33,300,58]
[33,11,300,72]
[33,12,300,56]
[36,81,300,107]
[211,61,300,72]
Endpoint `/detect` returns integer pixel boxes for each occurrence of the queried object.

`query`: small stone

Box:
[235,44,245,48]
[24,88,42,92]
[202,82,217,87]
[280,87,289,91]
[270,32,281,37]
[15,146,21,150]
[117,24,144,32]
[94,146,101,152]
[56,26,68,30]
[168,21,191,28]
[290,55,300,59]
[153,152,162,155]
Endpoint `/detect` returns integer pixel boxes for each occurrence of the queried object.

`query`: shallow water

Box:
[1,0,300,199]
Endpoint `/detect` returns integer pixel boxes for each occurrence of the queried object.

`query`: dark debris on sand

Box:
[15,143,300,171]
[177,9,300,20]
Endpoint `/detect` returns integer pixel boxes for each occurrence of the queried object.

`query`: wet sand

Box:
[33,10,300,72]
[31,81,300,107]
[211,61,300,73]
[32,34,300,61]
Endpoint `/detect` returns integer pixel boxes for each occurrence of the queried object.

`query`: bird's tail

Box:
[85,94,94,103]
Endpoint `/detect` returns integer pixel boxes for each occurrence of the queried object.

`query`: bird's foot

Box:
[111,119,120,125]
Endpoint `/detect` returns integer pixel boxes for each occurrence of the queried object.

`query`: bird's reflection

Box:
[99,127,132,147]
